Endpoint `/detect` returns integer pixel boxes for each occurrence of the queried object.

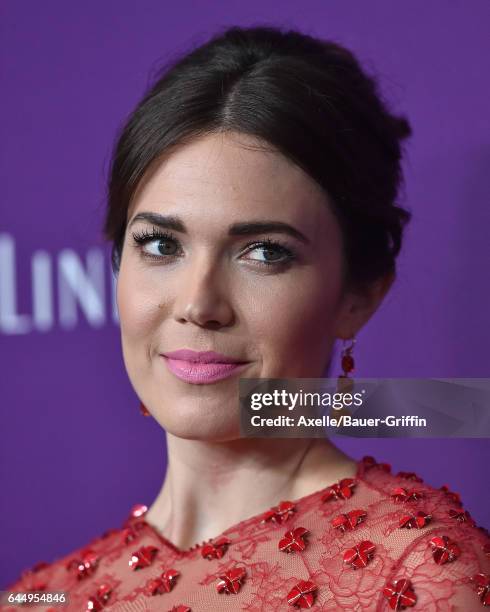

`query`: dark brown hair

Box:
[103,25,412,289]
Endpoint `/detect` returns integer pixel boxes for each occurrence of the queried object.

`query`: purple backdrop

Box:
[1,1,489,589]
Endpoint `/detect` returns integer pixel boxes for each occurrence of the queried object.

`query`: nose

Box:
[172,255,235,329]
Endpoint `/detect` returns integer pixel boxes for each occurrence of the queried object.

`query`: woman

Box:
[4,25,488,612]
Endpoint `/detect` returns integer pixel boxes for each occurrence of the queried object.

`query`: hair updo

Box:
[103,25,412,290]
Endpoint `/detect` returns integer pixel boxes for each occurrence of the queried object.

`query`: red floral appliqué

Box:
[169,607,191,612]
[216,566,247,594]
[30,561,50,573]
[390,487,424,503]
[439,485,462,506]
[383,578,417,610]
[20,561,50,591]
[448,508,476,526]
[362,456,377,469]
[122,520,146,544]
[86,583,113,611]
[66,549,100,580]
[261,500,296,524]
[399,510,432,529]
[321,478,356,502]
[428,535,461,565]
[128,545,159,570]
[145,568,180,595]
[332,509,367,533]
[100,528,119,539]
[121,503,149,544]
[201,536,231,560]
[471,573,490,606]
[343,540,376,569]
[362,456,391,472]
[128,503,148,519]
[25,579,47,592]
[396,471,423,483]
[287,579,318,608]
[278,527,310,553]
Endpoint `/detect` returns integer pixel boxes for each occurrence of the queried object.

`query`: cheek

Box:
[116,262,160,351]
[249,266,342,375]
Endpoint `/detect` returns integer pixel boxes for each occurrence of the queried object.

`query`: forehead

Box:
[128,131,336,238]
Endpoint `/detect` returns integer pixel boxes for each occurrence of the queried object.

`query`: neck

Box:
[144,435,357,550]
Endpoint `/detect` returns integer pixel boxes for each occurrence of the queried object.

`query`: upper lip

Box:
[162,349,248,364]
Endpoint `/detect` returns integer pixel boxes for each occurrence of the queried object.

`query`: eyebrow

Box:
[128,212,310,244]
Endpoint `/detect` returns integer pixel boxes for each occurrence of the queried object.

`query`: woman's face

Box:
[117,131,361,440]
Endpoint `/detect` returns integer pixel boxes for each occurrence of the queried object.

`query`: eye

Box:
[131,227,180,260]
[242,238,295,267]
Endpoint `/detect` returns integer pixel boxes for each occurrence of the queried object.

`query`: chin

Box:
[162,422,241,442]
[155,407,240,441]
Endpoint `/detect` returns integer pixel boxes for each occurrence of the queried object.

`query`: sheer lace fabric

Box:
[3,457,489,611]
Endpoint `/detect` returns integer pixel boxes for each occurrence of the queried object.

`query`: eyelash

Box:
[130,227,296,267]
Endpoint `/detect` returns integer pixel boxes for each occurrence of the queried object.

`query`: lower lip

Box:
[161,356,250,384]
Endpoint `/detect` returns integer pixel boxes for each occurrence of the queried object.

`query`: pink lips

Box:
[161,349,249,384]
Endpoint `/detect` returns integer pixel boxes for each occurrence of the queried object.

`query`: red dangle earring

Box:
[336,337,356,393]
[139,401,151,417]
[331,337,356,420]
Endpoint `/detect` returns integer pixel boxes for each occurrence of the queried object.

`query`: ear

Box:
[333,272,395,339]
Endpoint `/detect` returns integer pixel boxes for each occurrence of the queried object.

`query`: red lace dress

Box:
[3,456,489,611]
